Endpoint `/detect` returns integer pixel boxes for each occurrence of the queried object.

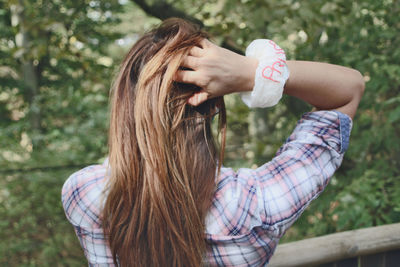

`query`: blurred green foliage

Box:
[0,0,399,265]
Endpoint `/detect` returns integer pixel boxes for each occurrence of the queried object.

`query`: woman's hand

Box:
[175,39,258,106]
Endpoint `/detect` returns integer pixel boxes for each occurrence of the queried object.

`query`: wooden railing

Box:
[268,223,400,267]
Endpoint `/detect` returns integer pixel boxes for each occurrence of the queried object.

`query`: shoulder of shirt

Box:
[61,161,109,229]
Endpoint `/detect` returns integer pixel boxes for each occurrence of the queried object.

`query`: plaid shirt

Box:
[62,110,352,266]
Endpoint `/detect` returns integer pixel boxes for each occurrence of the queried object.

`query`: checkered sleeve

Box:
[61,165,115,266]
[252,110,352,237]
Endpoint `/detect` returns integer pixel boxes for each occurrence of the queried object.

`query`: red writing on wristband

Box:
[268,40,285,55]
[262,58,286,83]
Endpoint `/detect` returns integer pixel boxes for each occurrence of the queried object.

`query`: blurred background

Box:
[0,0,399,265]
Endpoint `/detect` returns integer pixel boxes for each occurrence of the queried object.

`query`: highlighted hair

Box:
[102,18,226,266]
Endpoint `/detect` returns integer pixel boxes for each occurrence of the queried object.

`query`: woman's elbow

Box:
[351,69,366,99]
[336,69,365,119]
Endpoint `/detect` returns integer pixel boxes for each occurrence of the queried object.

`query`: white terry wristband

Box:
[240,39,290,108]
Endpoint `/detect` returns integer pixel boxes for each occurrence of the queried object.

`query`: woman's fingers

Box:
[181,56,199,70]
[200,38,212,49]
[175,70,210,106]
[175,69,198,84]
[189,46,204,57]
[188,91,209,106]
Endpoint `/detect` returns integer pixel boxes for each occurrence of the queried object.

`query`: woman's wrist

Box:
[235,56,258,93]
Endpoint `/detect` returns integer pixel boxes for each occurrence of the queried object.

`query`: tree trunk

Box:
[11,1,42,140]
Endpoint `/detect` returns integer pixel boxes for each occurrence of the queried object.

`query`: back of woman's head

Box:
[103,18,226,266]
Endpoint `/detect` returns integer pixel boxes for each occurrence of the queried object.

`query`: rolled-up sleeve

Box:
[208,110,352,240]
[251,110,352,237]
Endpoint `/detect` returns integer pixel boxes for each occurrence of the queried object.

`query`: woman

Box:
[62,18,364,266]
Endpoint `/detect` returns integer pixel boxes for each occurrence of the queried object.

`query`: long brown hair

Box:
[102,18,226,266]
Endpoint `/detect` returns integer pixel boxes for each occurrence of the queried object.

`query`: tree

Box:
[0,0,123,264]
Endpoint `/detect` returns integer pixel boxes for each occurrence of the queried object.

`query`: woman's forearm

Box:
[176,41,365,117]
[283,61,365,118]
